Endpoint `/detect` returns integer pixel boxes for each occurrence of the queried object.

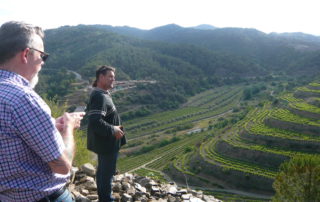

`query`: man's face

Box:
[99,70,115,90]
[25,34,45,84]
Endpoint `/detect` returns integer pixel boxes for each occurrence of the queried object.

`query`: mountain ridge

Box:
[39,23,320,112]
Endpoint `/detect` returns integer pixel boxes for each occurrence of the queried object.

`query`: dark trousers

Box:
[96,152,118,202]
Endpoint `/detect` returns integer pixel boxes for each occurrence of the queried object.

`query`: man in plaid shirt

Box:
[0,21,84,202]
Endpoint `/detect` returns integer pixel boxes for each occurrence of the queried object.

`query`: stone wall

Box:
[264,118,320,136]
[69,163,221,202]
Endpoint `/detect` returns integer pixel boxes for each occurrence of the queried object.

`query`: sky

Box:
[0,0,320,36]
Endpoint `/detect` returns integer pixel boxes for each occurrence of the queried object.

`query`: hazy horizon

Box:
[1,0,320,36]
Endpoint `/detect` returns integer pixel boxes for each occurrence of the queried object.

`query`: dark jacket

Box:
[86,88,126,154]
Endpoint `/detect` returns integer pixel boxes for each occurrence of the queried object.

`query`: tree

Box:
[272,155,320,202]
[243,88,252,100]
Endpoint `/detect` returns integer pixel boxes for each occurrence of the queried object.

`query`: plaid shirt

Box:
[0,70,68,202]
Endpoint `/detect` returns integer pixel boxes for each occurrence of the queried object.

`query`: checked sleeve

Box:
[11,93,65,163]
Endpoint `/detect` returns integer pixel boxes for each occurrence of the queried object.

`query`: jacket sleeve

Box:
[87,93,114,137]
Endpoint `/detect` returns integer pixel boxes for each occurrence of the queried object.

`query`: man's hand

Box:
[114,125,124,140]
[55,116,64,132]
[69,112,85,129]
[55,112,85,133]
[49,112,85,174]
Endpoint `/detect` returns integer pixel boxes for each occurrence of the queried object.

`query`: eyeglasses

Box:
[29,47,49,62]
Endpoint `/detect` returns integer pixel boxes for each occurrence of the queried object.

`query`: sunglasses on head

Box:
[29,47,49,62]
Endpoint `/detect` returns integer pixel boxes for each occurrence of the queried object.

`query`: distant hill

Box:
[44,23,320,76]
[190,24,217,30]
[270,32,320,43]
[40,24,320,111]
[76,24,320,74]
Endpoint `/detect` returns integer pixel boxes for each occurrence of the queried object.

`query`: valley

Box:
[112,80,319,201]
[65,74,320,201]
[38,24,320,201]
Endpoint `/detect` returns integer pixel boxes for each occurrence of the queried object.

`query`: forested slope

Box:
[38,24,320,113]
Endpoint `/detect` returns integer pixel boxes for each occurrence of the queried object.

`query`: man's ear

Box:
[20,48,29,64]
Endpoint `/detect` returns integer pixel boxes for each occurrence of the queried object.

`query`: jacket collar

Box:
[93,87,110,95]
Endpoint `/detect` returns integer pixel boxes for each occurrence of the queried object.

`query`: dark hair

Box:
[0,21,44,65]
[92,65,116,87]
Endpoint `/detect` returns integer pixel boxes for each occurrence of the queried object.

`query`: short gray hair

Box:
[0,21,44,64]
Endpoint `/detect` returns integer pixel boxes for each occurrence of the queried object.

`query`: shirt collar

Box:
[94,87,110,95]
[0,69,30,87]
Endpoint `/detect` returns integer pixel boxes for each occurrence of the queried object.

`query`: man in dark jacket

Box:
[86,65,126,202]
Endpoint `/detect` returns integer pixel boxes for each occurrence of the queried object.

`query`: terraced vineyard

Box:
[269,108,320,127]
[189,81,320,198]
[124,86,243,139]
[119,84,244,158]
[118,132,207,172]
[118,85,250,196]
[117,81,320,201]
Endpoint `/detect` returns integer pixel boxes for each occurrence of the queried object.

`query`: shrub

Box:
[272,155,320,202]
[184,146,193,153]
[73,130,95,167]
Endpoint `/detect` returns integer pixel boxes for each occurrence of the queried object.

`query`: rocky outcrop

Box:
[68,163,222,202]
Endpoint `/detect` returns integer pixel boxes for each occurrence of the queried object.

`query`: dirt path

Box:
[127,156,163,173]
[126,156,176,183]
